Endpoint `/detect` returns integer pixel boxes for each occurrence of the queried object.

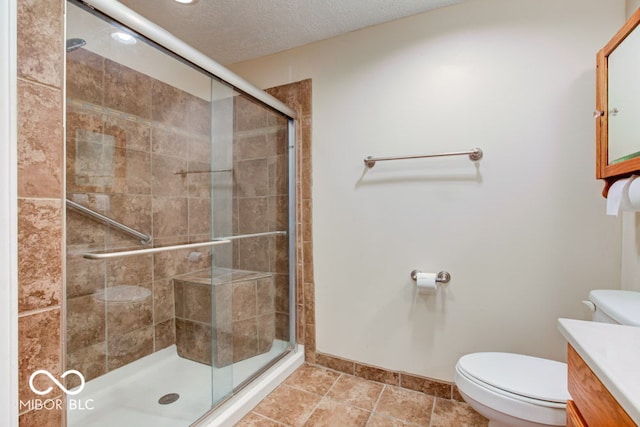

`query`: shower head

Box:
[66,38,86,53]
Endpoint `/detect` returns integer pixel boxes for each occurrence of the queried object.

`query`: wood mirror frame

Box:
[596,8,640,197]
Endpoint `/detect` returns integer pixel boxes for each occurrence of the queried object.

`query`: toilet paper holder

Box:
[410,270,451,284]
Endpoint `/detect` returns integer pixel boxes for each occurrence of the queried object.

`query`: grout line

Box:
[321,371,342,399]
[289,367,342,426]
[370,384,386,415]
[16,304,62,318]
[247,411,290,426]
[428,393,437,427]
[357,375,384,426]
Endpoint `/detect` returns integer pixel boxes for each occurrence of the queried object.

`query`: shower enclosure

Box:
[64,1,296,425]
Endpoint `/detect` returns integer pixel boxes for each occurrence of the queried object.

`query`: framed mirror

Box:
[596,8,640,195]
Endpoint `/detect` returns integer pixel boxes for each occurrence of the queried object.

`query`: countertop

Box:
[558,318,640,423]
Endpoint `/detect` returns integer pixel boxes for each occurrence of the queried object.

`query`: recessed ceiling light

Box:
[111,31,137,45]
[174,0,198,4]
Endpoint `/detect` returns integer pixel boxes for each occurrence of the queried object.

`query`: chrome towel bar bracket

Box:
[364,148,483,169]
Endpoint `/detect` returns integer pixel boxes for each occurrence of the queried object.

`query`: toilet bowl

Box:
[455,353,568,427]
[454,290,640,427]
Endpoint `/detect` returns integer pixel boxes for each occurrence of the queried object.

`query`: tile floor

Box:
[236,364,488,426]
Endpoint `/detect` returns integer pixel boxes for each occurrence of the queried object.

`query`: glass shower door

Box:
[65,1,294,425]
[208,92,293,398]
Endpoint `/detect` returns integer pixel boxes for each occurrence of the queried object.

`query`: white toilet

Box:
[454,290,640,427]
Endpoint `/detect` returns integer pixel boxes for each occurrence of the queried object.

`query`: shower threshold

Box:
[68,341,290,427]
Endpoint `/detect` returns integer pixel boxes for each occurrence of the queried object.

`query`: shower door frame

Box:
[78,0,297,120]
[1,0,18,425]
[67,0,299,417]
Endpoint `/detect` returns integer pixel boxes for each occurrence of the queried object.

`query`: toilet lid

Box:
[457,352,569,404]
[589,290,640,326]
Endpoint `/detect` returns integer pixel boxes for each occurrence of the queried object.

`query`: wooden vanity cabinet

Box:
[566,345,636,427]
[566,400,587,427]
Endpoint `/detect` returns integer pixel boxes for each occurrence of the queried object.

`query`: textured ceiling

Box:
[117,0,464,65]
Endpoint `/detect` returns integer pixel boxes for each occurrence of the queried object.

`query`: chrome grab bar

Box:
[66,199,152,245]
[364,148,483,169]
[81,230,287,260]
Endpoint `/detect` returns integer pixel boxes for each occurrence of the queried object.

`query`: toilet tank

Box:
[588,290,640,326]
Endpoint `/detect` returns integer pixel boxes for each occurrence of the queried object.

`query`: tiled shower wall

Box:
[15,0,314,425]
[231,96,290,341]
[17,0,65,425]
[265,81,315,360]
[173,93,292,367]
[65,47,213,382]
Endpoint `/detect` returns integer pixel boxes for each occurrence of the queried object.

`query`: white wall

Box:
[627,0,640,18]
[231,0,625,381]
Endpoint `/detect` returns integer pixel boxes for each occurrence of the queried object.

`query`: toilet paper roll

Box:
[627,177,640,211]
[606,177,636,216]
[416,272,437,294]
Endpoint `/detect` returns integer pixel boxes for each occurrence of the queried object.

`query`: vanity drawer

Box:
[567,345,636,427]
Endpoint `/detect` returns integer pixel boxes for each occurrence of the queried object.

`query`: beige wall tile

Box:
[152,153,187,197]
[182,321,212,365]
[17,0,63,88]
[17,80,63,198]
[188,197,212,236]
[234,96,268,132]
[236,236,270,271]
[18,309,61,403]
[152,196,188,238]
[18,404,63,427]
[107,325,154,370]
[236,159,269,197]
[187,96,211,136]
[66,341,107,384]
[154,279,175,324]
[18,198,62,312]
[238,197,268,234]
[151,127,188,158]
[106,290,153,339]
[232,280,257,321]
[105,115,151,153]
[233,318,258,362]
[66,251,105,298]
[154,319,176,351]
[153,247,191,280]
[256,313,275,353]
[151,80,188,127]
[212,322,233,367]
[66,295,105,353]
[106,254,152,287]
[184,283,211,324]
[66,48,104,104]
[104,59,152,119]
